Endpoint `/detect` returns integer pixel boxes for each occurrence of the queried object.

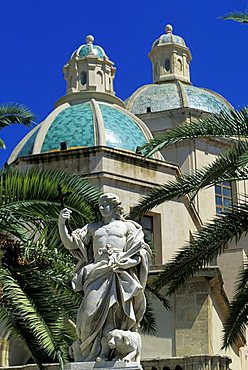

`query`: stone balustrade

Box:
[142,356,232,370]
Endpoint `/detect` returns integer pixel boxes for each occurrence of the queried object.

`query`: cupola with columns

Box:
[149,24,192,84]
[63,35,116,95]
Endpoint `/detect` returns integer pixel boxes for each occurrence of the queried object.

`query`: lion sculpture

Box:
[108,329,141,364]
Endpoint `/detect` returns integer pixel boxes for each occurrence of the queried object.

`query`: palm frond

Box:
[0,138,5,149]
[152,203,248,295]
[131,141,248,219]
[0,167,101,230]
[141,292,157,335]
[0,265,67,368]
[0,305,45,369]
[222,12,248,23]
[142,108,248,157]
[222,288,248,348]
[220,263,248,348]
[234,263,248,293]
[0,103,35,129]
[0,166,100,208]
[146,284,171,310]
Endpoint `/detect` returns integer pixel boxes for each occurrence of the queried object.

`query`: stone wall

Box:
[175,278,210,356]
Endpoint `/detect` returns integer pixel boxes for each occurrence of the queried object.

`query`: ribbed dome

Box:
[9,100,153,163]
[126,83,232,115]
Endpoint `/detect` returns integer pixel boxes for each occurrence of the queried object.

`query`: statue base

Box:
[64,362,142,370]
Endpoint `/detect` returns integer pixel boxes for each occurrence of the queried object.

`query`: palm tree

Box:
[0,103,34,148]
[0,167,100,369]
[131,107,248,348]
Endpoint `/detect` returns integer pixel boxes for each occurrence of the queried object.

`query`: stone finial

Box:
[86,35,94,44]
[165,24,173,34]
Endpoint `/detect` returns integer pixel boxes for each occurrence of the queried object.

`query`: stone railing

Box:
[1,356,232,370]
[142,355,232,370]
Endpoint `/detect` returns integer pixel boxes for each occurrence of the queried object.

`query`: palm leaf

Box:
[152,203,248,295]
[0,103,35,129]
[0,167,100,210]
[142,108,248,157]
[0,265,67,368]
[222,12,248,24]
[131,141,248,219]
[146,284,171,310]
[222,264,248,348]
[0,138,5,149]
[141,292,157,335]
[0,305,45,369]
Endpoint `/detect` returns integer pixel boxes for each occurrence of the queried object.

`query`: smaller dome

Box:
[152,24,186,49]
[71,35,107,59]
[126,83,233,115]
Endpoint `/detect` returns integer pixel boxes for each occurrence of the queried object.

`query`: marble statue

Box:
[58,193,151,362]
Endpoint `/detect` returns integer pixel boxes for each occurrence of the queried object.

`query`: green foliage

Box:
[0,167,101,368]
[0,103,35,148]
[141,292,157,335]
[222,12,248,24]
[222,264,248,349]
[132,141,248,219]
[153,203,248,295]
[141,108,248,157]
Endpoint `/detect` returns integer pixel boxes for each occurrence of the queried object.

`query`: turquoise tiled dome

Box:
[10,101,152,161]
[70,36,106,59]
[126,83,232,115]
[78,44,105,58]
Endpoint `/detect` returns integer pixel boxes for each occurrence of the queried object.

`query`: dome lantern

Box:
[63,35,116,96]
[149,24,192,85]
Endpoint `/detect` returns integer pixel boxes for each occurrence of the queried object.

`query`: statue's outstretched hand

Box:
[59,208,72,223]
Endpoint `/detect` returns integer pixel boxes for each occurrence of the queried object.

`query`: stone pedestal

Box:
[64,362,142,370]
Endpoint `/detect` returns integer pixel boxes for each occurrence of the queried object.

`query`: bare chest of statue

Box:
[92,220,127,258]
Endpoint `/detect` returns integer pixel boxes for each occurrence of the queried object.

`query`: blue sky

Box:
[0,0,247,168]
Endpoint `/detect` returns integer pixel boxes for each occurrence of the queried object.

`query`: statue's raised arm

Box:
[58,208,90,266]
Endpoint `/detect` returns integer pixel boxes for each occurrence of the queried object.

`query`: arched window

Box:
[80,71,87,86]
[97,71,103,84]
[164,58,170,72]
[177,58,183,72]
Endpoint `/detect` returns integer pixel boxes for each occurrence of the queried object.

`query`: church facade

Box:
[6,25,248,370]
